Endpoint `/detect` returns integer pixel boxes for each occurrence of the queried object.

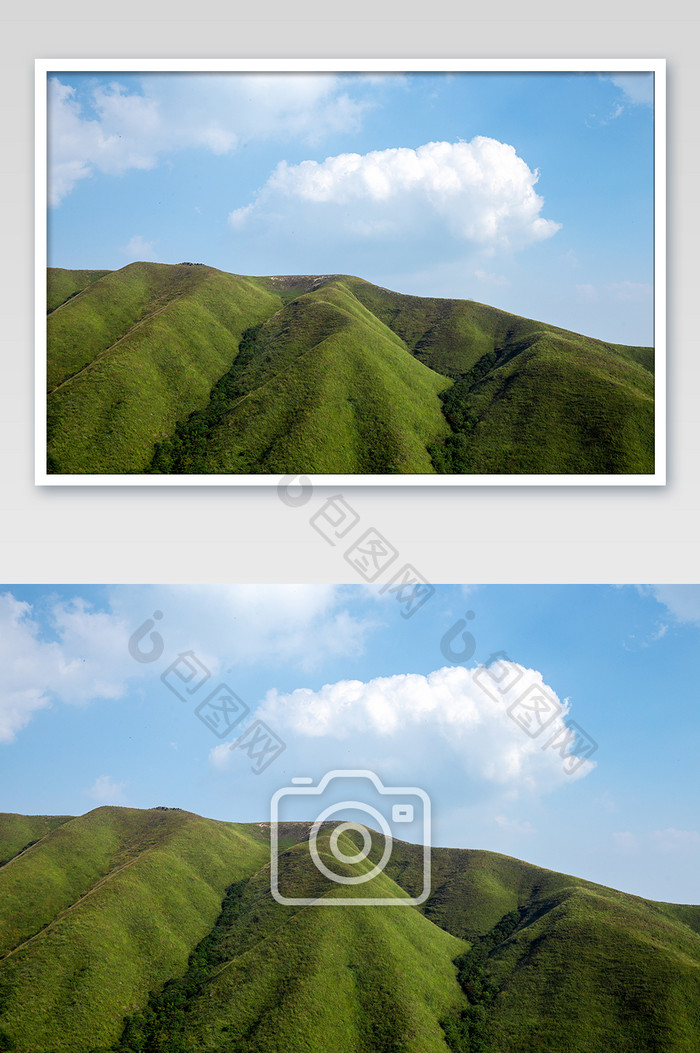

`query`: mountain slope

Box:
[46,263,655,476]
[136,833,468,1053]
[0,812,72,868]
[0,807,270,1052]
[0,807,697,1053]
[343,277,655,474]
[46,263,282,474]
[47,268,113,314]
[381,840,700,1051]
[151,279,452,474]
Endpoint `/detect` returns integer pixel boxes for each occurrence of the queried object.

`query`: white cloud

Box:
[123,235,157,261]
[210,742,233,770]
[576,283,598,303]
[650,828,700,853]
[86,775,127,805]
[585,75,654,128]
[613,828,700,855]
[608,281,653,302]
[576,281,652,306]
[217,663,596,794]
[475,269,510,287]
[115,584,372,673]
[230,138,561,254]
[647,586,700,626]
[0,586,372,744]
[612,831,638,853]
[595,791,618,813]
[495,814,535,834]
[48,72,368,204]
[609,73,654,106]
[0,592,132,744]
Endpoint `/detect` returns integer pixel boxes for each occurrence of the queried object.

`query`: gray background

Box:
[2,5,697,584]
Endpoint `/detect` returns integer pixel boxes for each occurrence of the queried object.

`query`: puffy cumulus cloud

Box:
[0,592,132,743]
[48,79,159,205]
[48,72,367,204]
[0,594,54,742]
[240,663,595,794]
[230,138,561,254]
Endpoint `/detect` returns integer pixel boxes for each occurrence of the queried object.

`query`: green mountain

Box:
[0,807,697,1052]
[46,263,655,476]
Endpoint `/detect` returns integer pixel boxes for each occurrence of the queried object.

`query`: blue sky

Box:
[47,69,655,344]
[1,583,698,903]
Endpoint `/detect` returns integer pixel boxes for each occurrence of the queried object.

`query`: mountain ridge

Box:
[0,806,697,1052]
[46,263,655,476]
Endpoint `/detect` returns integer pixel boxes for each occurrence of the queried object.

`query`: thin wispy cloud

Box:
[86,774,128,805]
[123,234,157,260]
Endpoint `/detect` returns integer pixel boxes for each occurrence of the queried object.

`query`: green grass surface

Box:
[47,264,281,474]
[0,807,697,1053]
[158,280,452,474]
[0,812,73,869]
[46,264,655,475]
[0,808,269,1052]
[47,269,113,314]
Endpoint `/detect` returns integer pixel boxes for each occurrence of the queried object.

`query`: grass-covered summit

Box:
[46,263,655,475]
[0,806,697,1052]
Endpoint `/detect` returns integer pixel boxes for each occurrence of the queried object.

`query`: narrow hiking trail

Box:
[48,295,186,396]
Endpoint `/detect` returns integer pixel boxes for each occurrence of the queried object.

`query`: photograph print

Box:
[38,60,664,484]
[0,583,698,1051]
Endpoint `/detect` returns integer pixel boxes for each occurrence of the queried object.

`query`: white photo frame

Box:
[36,58,666,486]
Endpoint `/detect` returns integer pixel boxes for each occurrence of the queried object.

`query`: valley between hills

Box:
[0,806,698,1052]
[46,263,655,476]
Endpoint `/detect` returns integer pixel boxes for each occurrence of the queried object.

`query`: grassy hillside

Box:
[47,263,281,474]
[117,833,467,1053]
[0,808,697,1053]
[47,268,113,314]
[342,278,655,474]
[0,807,270,1052]
[150,279,451,474]
[0,812,72,868]
[46,264,655,476]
